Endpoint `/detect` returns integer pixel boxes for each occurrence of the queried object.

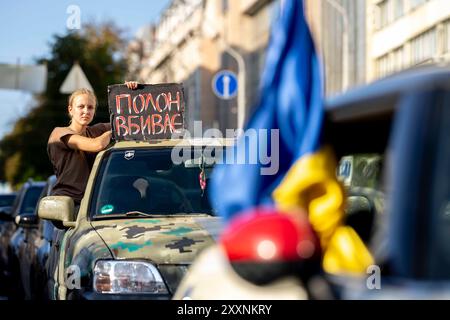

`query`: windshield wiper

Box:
[93,212,163,220]
[125,211,164,217]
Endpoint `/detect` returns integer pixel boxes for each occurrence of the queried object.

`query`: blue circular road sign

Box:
[212,70,238,100]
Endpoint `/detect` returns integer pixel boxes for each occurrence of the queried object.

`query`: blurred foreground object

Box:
[313,66,450,299]
[221,209,321,285]
[0,63,47,94]
[273,147,374,274]
[209,0,372,280]
[177,0,374,300]
[173,245,308,300]
[174,209,322,300]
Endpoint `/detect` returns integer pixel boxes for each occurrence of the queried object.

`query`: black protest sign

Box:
[108,83,185,141]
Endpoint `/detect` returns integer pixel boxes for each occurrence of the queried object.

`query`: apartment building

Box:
[128,0,280,133]
[367,0,450,81]
[127,0,450,124]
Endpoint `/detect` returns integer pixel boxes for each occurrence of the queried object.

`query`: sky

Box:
[0,0,171,138]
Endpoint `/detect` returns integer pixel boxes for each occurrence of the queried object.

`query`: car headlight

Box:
[93,260,169,294]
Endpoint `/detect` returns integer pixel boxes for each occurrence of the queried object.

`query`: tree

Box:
[0,22,127,188]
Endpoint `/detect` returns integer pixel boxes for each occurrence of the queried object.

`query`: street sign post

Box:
[212,70,238,100]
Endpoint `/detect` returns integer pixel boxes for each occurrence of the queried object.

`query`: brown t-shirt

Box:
[47,123,111,204]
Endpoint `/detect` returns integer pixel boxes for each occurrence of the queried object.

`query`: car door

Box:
[19,181,51,299]
[10,184,43,298]
[331,78,450,299]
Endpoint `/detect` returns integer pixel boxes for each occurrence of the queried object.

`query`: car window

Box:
[337,153,385,247]
[90,147,222,217]
[20,186,44,215]
[10,189,24,214]
[0,195,16,207]
[337,154,383,190]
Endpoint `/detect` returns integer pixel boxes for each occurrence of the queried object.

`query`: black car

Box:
[322,66,450,299]
[14,176,56,300]
[0,193,17,293]
[0,193,17,222]
[0,180,45,298]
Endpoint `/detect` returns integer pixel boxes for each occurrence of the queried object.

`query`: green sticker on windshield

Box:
[100,204,114,215]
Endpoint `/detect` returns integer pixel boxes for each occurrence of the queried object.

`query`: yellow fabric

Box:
[272,146,374,274]
[323,226,374,274]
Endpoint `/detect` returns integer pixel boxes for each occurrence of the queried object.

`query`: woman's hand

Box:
[125,81,139,90]
[97,131,112,150]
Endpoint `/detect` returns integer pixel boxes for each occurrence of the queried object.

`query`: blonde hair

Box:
[68,88,97,108]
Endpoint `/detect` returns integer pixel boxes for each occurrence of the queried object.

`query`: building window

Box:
[376,45,406,79]
[445,20,450,53]
[394,0,404,19]
[376,53,392,78]
[409,0,428,10]
[410,28,437,65]
[377,0,389,29]
[393,46,405,71]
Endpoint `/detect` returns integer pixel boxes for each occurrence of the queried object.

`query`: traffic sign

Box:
[0,63,47,94]
[60,62,93,94]
[212,70,238,100]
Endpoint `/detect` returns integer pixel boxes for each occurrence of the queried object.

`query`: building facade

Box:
[130,0,423,130]
[367,0,450,81]
[306,0,368,96]
[129,0,280,133]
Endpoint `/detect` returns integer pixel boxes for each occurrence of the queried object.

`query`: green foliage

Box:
[0,22,127,188]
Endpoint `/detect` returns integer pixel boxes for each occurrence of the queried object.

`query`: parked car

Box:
[38,139,230,300]
[0,180,45,298]
[0,193,17,220]
[320,66,450,299]
[14,175,56,300]
[0,192,17,294]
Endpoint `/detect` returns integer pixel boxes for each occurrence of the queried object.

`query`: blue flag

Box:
[210,0,324,222]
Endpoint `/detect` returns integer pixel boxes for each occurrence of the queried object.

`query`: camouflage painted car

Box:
[38,138,231,300]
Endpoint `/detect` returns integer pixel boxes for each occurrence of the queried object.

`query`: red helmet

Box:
[220,207,321,285]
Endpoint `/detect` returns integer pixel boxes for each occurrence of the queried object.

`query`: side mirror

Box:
[0,210,13,222]
[15,214,39,228]
[38,196,75,227]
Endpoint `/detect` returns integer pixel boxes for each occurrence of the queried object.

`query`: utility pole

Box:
[218,0,247,130]
[222,45,246,130]
[199,0,247,129]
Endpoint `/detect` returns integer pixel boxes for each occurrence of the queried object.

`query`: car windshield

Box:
[20,186,44,214]
[90,147,222,218]
[0,194,15,207]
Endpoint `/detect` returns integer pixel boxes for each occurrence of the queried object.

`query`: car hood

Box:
[91,215,223,264]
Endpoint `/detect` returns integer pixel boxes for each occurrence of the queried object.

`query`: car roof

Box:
[323,66,450,157]
[109,138,235,150]
[23,181,46,188]
[326,65,450,123]
[30,181,46,186]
